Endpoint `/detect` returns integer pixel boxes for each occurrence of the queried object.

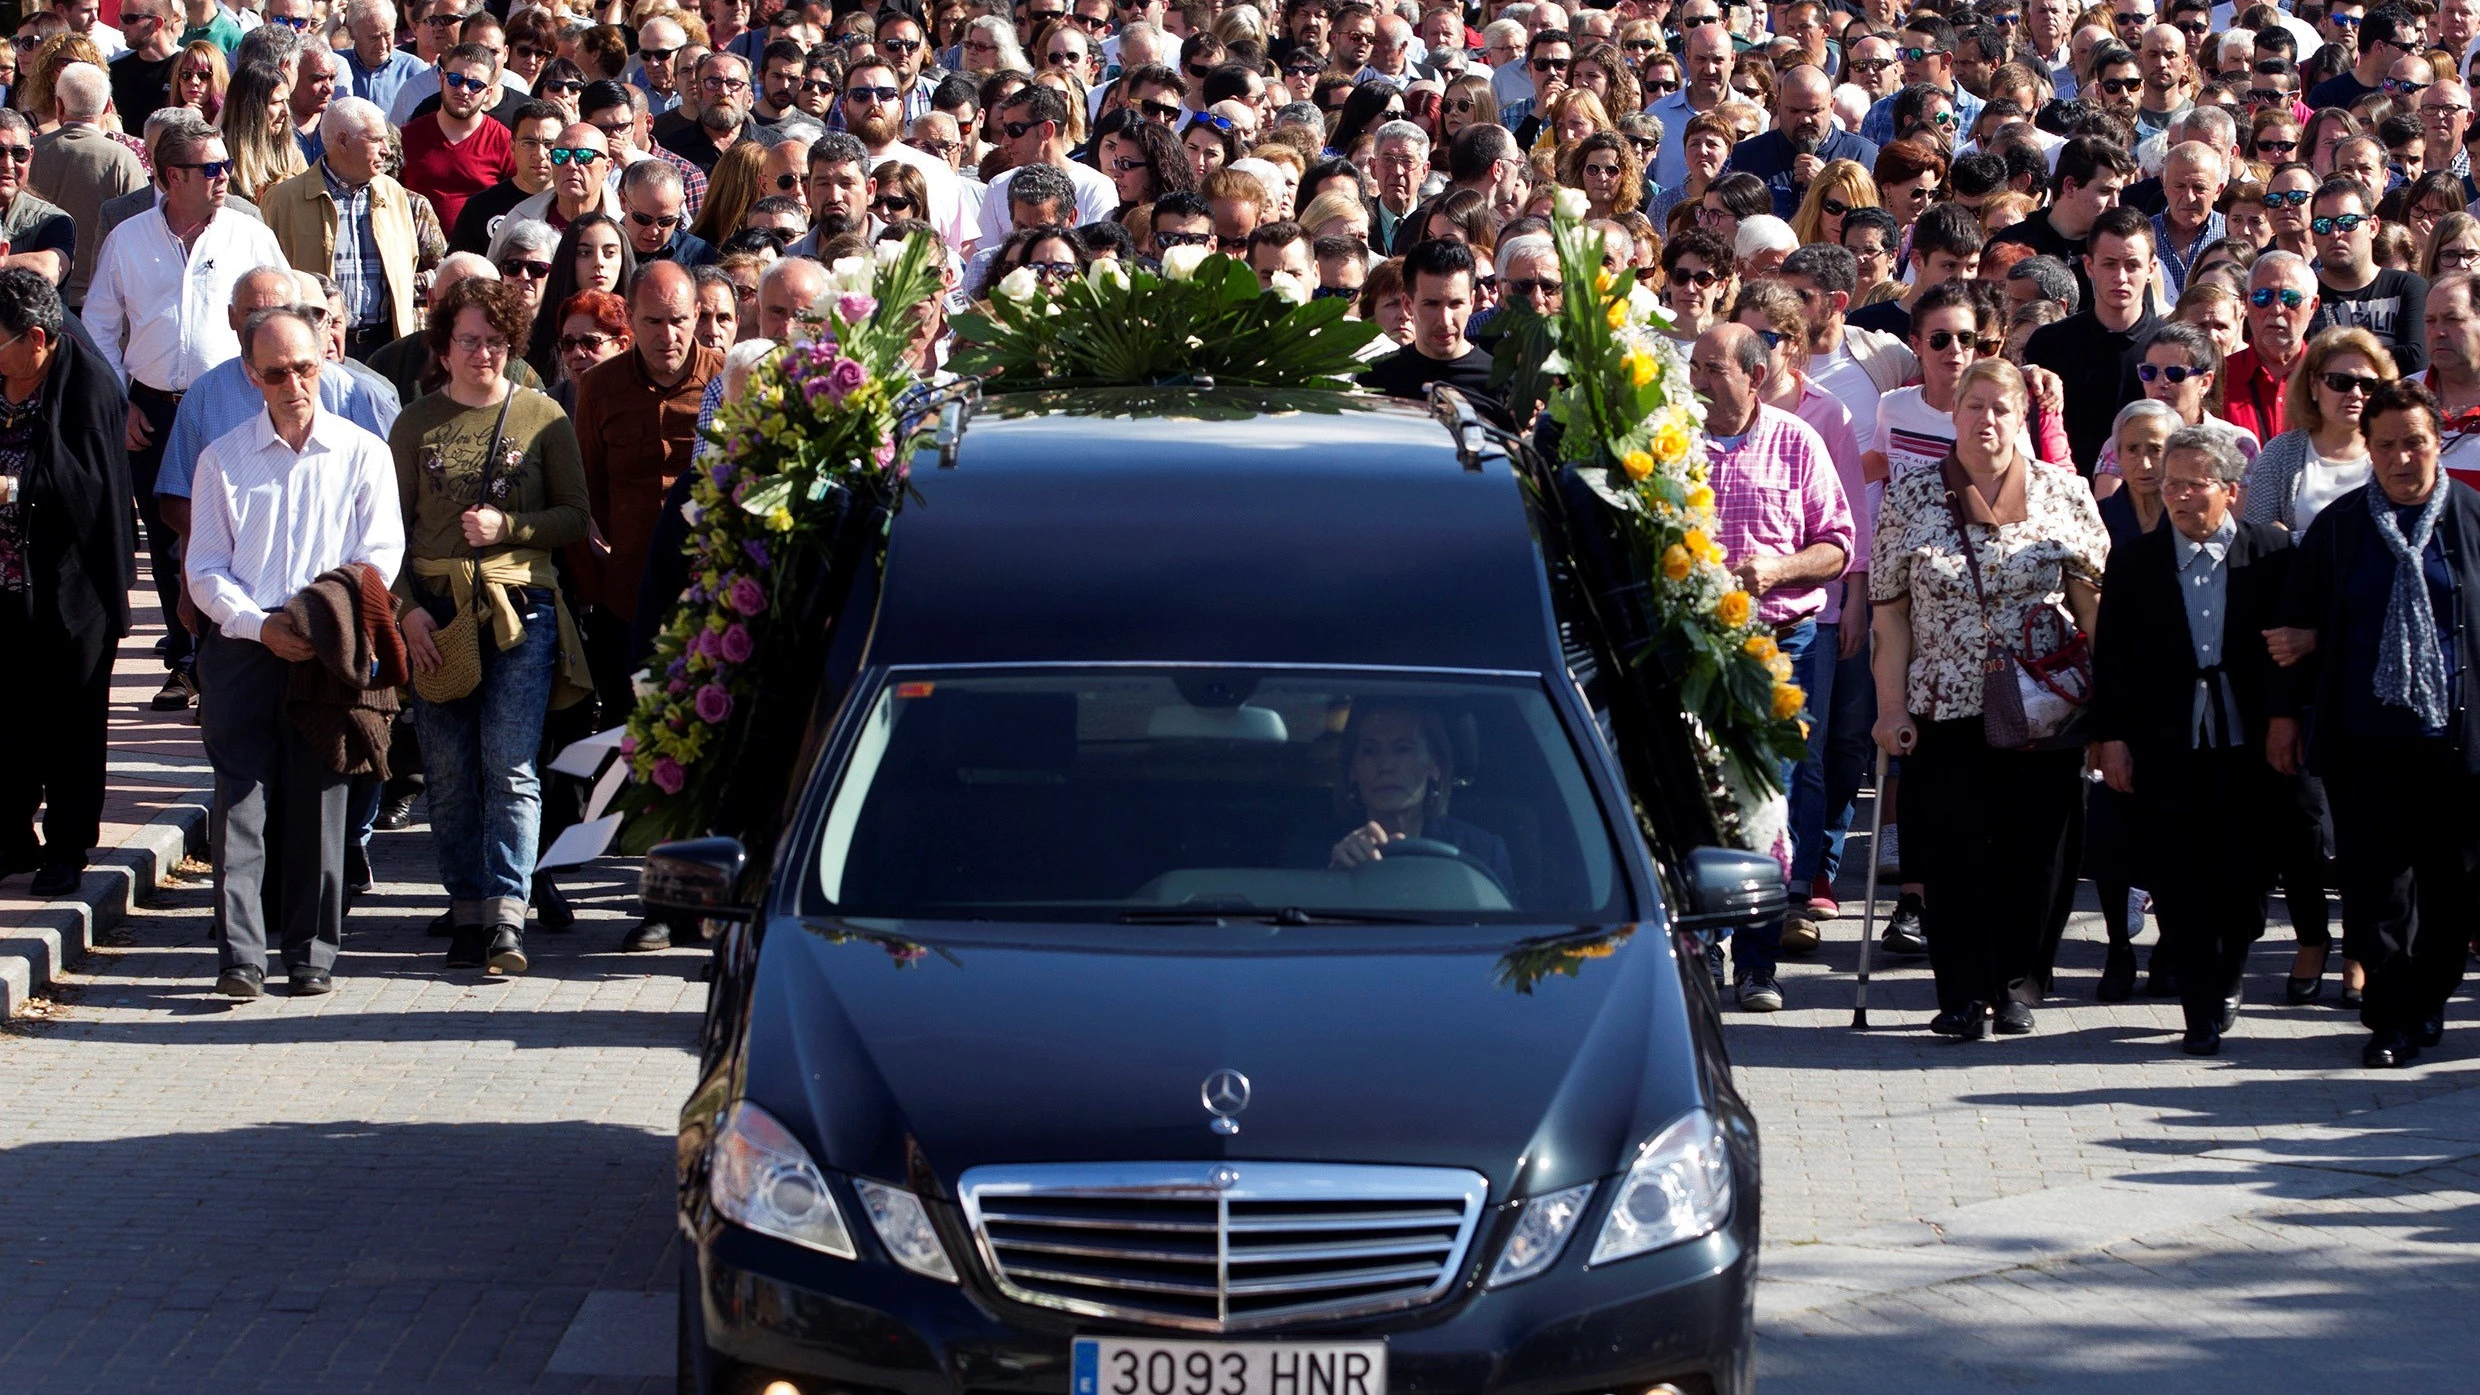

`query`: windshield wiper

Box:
[1116,907,1432,925]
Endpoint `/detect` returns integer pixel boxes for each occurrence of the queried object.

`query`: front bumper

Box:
[686,1212,1755,1395]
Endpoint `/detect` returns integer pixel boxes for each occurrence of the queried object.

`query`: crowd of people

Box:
[0,0,2466,1064]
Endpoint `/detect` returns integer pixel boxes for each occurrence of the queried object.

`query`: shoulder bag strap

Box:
[468,388,517,619]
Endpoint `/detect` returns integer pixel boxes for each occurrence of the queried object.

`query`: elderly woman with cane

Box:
[2267,378,2480,1068]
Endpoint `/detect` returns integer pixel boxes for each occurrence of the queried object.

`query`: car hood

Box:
[738,920,1706,1203]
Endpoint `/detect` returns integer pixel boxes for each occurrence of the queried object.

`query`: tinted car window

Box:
[810,670,1628,922]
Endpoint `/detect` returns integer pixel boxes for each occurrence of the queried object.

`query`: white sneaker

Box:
[1876,823,1901,875]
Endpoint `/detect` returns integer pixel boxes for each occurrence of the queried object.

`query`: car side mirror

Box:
[642,837,755,922]
[1668,846,1789,941]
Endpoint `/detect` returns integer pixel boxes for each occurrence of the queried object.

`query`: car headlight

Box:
[854,1178,959,1282]
[1486,1181,1594,1288]
[1589,1108,1733,1265]
[709,1101,858,1259]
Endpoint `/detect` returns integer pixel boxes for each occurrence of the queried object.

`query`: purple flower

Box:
[667,676,690,697]
[695,683,734,724]
[720,623,754,663]
[728,576,767,616]
[651,757,686,794]
[708,458,735,486]
[837,292,878,323]
[619,733,638,756]
[742,538,770,571]
[668,659,688,681]
[872,438,895,469]
[825,356,868,407]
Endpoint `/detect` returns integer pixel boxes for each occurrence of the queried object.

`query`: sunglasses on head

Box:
[1188,112,1235,133]
[2324,371,2383,394]
[2249,286,2307,307]
[2311,213,2369,235]
[2137,362,2204,383]
[2262,188,2312,208]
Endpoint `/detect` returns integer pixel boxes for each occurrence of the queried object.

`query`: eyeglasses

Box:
[1668,266,1720,287]
[1503,277,1562,300]
[910,136,961,157]
[498,258,552,280]
[442,71,493,93]
[2255,137,2298,155]
[639,45,681,63]
[1898,46,1948,61]
[1922,329,1990,352]
[452,333,511,356]
[1696,205,1735,225]
[0,144,32,164]
[2385,78,2431,95]
[2311,213,2369,235]
[256,359,322,384]
[631,210,683,229]
[1531,56,1570,72]
[2137,362,2205,383]
[543,79,584,97]
[1187,112,1235,134]
[169,159,233,179]
[872,195,914,215]
[845,84,900,104]
[2098,77,2141,95]
[1156,230,1213,248]
[703,76,752,93]
[2262,188,2312,208]
[2323,371,2383,395]
[549,146,604,165]
[2440,246,2480,268]
[267,13,312,29]
[2249,286,2307,307]
[559,332,616,354]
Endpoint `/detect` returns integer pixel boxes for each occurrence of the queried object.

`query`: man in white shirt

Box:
[977,83,1116,245]
[53,0,126,59]
[187,305,403,999]
[82,112,288,708]
[836,56,972,250]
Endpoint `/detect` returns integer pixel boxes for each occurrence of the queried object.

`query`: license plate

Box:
[1073,1336,1386,1395]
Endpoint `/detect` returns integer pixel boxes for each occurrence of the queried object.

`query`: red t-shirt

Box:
[397,114,513,230]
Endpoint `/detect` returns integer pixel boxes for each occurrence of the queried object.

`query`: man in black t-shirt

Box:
[1986,134,2139,312]
[105,0,178,128]
[2307,175,2430,374]
[1358,238,1508,426]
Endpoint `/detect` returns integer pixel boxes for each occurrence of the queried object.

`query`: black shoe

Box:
[425,910,456,939]
[151,670,197,711]
[2363,1029,2420,1069]
[2287,945,2331,1004]
[2220,990,2243,1033]
[344,843,373,895]
[1734,972,1783,1012]
[288,967,335,996]
[1993,1000,2035,1035]
[2416,1015,2445,1049]
[1882,893,1928,955]
[214,965,264,998]
[28,859,84,898]
[374,792,420,830]
[2096,944,2137,1002]
[486,924,529,975]
[1929,1002,1990,1040]
[443,926,489,970]
[533,873,574,933]
[621,918,672,952]
[153,635,168,655]
[2181,1024,2222,1056]
[2339,984,2365,1010]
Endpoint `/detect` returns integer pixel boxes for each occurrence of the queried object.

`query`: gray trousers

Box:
[198,629,347,973]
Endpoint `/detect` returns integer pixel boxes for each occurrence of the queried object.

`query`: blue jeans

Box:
[1789,621,1878,887]
[411,585,559,929]
[1738,618,1817,980]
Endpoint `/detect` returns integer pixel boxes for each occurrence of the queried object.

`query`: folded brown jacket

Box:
[283,563,409,778]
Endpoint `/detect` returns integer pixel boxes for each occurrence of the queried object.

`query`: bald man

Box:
[1726,63,1880,217]
[511,120,619,227]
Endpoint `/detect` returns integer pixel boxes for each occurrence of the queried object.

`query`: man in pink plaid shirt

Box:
[1687,323,1857,1013]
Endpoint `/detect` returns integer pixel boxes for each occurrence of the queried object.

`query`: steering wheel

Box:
[1378,837,1513,900]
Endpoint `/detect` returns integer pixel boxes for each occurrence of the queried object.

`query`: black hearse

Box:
[649,388,1783,1395]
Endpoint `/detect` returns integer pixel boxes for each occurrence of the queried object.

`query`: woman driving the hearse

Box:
[1325,703,1515,888]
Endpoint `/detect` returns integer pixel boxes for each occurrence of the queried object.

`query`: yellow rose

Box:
[1604,297,1627,330]
[1624,349,1655,387]
[1577,941,1619,958]
[1767,652,1794,681]
[1686,483,1715,512]
[1772,683,1807,720]
[1717,590,1752,627]
[1743,635,1778,661]
[1683,527,1712,558]
[1621,449,1655,480]
[1651,420,1692,463]
[1661,543,1692,580]
[1594,269,1617,296]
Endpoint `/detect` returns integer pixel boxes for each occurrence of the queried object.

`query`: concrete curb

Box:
[0,797,211,1020]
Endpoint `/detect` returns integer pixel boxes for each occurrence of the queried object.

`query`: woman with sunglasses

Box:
[2095,322,2263,491]
[981,223,1089,303]
[1560,130,1642,224]
[1091,107,1193,216]
[2245,108,2302,173]
[2258,161,2318,258]
[1655,226,1734,343]
[533,57,589,123]
[1183,110,1243,185]
[866,159,933,233]
[1328,80,1406,164]
[1872,138,1947,244]
[525,212,637,380]
[1437,72,1497,149]
[1788,159,1879,251]
[955,16,1027,77]
[165,39,227,123]
[1866,280,2039,482]
[2242,326,2397,534]
[1639,50,1683,105]
[486,218,561,327]
[547,288,630,416]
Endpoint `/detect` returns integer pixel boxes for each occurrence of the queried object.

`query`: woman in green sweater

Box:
[392,276,594,976]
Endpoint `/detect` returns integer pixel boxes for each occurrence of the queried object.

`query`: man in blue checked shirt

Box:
[1860,16,1984,148]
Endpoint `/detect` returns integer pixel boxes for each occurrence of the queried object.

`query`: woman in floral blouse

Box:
[1870,358,2110,1041]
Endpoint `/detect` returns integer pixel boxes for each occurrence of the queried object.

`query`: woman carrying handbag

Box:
[1869,359,2110,1040]
[393,277,594,975]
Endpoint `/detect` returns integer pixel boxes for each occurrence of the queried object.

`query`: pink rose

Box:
[650,757,686,794]
[837,292,878,323]
[720,623,754,663]
[619,733,637,756]
[825,356,868,406]
[695,683,733,724]
[728,576,766,616]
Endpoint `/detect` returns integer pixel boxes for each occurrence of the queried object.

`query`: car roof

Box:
[864,389,1563,674]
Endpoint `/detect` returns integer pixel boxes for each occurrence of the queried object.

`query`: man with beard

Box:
[397,41,516,229]
[659,51,775,174]
[837,56,971,249]
[1729,64,1876,218]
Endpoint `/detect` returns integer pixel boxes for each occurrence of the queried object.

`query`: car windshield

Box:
[808,669,1630,923]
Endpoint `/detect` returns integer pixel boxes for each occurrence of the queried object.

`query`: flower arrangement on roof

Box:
[950,248,1381,390]
[1531,191,1813,800]
[613,234,946,848]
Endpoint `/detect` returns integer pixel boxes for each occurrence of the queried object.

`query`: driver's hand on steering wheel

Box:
[1330,821,1397,870]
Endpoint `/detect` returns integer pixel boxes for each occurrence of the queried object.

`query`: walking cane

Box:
[1852,745,1891,1029]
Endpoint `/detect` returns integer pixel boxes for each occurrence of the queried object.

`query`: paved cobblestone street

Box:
[3,623,2475,1391]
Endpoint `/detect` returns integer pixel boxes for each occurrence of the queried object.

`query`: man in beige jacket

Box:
[258,96,418,361]
[28,61,143,310]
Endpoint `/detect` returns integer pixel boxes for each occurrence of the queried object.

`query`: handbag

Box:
[411,391,516,705]
[1941,480,2092,751]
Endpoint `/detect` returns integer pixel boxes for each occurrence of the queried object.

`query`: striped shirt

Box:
[323,161,387,331]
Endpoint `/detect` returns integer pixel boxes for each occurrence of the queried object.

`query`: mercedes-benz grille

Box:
[958,1163,1490,1332]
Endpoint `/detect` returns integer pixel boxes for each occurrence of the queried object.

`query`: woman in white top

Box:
[2239,326,2397,533]
[1864,280,2038,484]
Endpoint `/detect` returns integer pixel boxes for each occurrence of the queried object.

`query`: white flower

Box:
[829,255,874,293]
[631,669,657,700]
[1554,187,1591,222]
[681,499,704,526]
[1087,258,1130,291]
[995,266,1041,304]
[1266,269,1312,305]
[872,238,905,267]
[1160,244,1210,281]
